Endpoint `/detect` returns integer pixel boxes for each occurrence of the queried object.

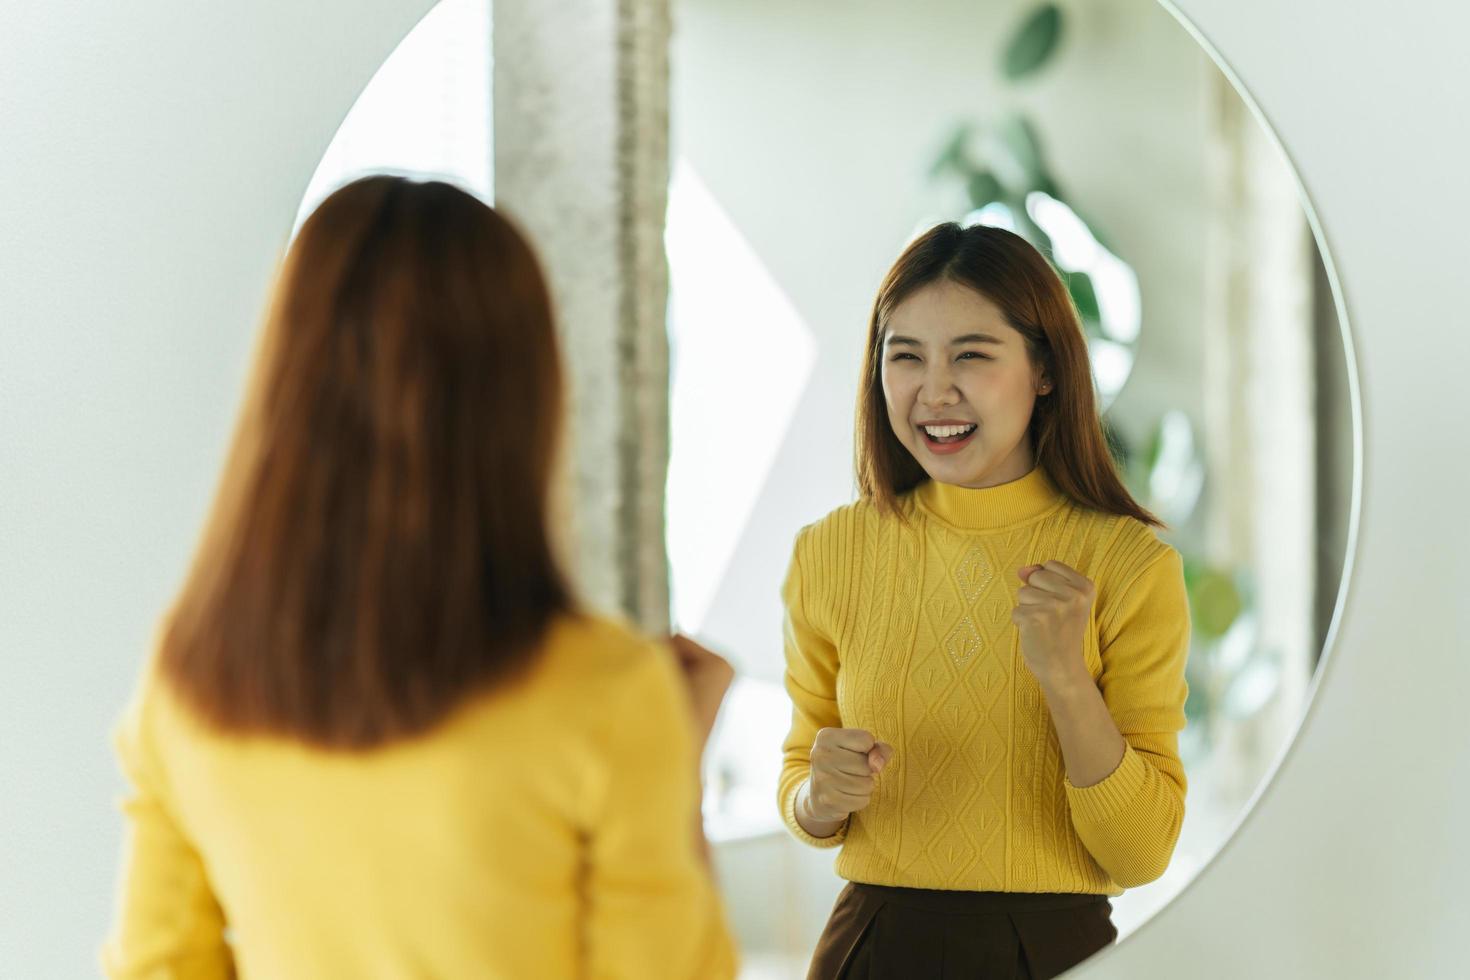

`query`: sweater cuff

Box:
[781,780,848,849]
[1064,741,1150,825]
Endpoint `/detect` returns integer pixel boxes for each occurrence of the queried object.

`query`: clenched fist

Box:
[1011,560,1096,690]
[802,727,895,824]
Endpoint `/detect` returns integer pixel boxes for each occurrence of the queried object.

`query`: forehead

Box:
[884,279,1017,342]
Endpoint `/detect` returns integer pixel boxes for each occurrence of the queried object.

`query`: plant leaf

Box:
[1066,270,1101,323]
[1143,417,1167,484]
[930,125,972,179]
[1189,567,1243,640]
[967,171,1003,208]
[1183,680,1209,724]
[1003,4,1064,81]
[998,114,1047,186]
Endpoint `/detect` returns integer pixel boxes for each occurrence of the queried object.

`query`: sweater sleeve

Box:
[101,673,235,980]
[775,527,849,849]
[584,641,738,980]
[1063,544,1191,888]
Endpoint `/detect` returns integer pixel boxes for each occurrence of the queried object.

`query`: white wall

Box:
[1,1,1466,977]
[0,3,432,973]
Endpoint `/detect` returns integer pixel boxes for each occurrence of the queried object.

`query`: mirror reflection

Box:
[666,0,1352,974]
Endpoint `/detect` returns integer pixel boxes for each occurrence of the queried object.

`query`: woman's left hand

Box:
[668,633,736,749]
[1011,560,1096,691]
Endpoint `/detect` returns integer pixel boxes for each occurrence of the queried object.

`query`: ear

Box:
[1032,363,1052,396]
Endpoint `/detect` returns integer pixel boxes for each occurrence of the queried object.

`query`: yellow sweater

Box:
[103,614,737,979]
[778,466,1190,895]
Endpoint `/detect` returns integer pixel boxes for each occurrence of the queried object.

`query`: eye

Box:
[957,351,994,361]
[888,352,920,361]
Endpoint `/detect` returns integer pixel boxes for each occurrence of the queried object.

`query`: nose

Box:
[918,360,959,410]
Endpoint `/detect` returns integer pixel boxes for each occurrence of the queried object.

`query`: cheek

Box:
[968,370,1031,414]
[880,369,911,418]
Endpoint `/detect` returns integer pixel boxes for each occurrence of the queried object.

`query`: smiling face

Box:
[880,278,1050,489]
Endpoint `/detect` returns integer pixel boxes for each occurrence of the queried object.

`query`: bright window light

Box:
[665,159,818,634]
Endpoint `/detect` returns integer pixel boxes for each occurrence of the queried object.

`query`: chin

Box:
[927,454,991,486]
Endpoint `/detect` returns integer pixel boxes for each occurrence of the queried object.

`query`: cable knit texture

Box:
[778,466,1190,895]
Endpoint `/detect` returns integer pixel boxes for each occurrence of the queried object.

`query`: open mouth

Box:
[919,423,977,451]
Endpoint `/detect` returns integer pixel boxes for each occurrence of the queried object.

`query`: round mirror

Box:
[298,0,1356,974]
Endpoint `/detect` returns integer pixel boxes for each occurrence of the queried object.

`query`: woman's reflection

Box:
[778,223,1189,979]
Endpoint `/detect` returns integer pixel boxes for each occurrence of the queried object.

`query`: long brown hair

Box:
[855,221,1160,527]
[159,175,575,748]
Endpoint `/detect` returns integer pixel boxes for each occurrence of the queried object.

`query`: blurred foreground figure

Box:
[103,176,736,979]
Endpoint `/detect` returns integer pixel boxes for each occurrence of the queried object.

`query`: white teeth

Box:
[923,424,976,438]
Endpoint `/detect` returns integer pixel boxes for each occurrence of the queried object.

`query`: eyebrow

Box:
[884,333,1005,347]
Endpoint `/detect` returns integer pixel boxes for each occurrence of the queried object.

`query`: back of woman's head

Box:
[160,175,573,748]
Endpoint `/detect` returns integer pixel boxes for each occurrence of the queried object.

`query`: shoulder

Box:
[1062,507,1177,582]
[1108,515,1177,570]
[123,623,205,750]
[538,611,676,694]
[798,497,872,539]
[783,497,891,597]
[1068,511,1185,626]
[1058,506,1181,600]
[789,496,893,559]
[536,613,694,775]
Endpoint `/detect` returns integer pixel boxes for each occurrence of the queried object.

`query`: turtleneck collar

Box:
[911,465,1067,532]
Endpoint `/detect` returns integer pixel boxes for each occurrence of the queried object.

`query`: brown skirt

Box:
[808,882,1118,980]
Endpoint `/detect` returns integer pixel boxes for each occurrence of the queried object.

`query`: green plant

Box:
[1124,407,1276,763]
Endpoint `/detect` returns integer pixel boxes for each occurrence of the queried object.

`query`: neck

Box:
[956,439,1035,490]
[912,463,1064,532]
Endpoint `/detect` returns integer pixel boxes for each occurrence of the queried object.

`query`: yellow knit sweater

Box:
[104,614,736,979]
[778,466,1190,895]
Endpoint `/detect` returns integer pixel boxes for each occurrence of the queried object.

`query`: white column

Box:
[492,0,672,630]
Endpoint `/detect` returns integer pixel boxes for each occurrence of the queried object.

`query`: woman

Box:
[779,222,1190,979]
[103,176,737,979]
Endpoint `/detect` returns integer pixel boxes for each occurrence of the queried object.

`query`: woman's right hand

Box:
[804,727,895,823]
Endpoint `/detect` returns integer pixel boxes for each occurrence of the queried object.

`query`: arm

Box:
[1044,678,1127,791]
[584,644,737,980]
[101,676,235,980]
[775,531,849,847]
[666,633,736,868]
[1060,547,1191,888]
